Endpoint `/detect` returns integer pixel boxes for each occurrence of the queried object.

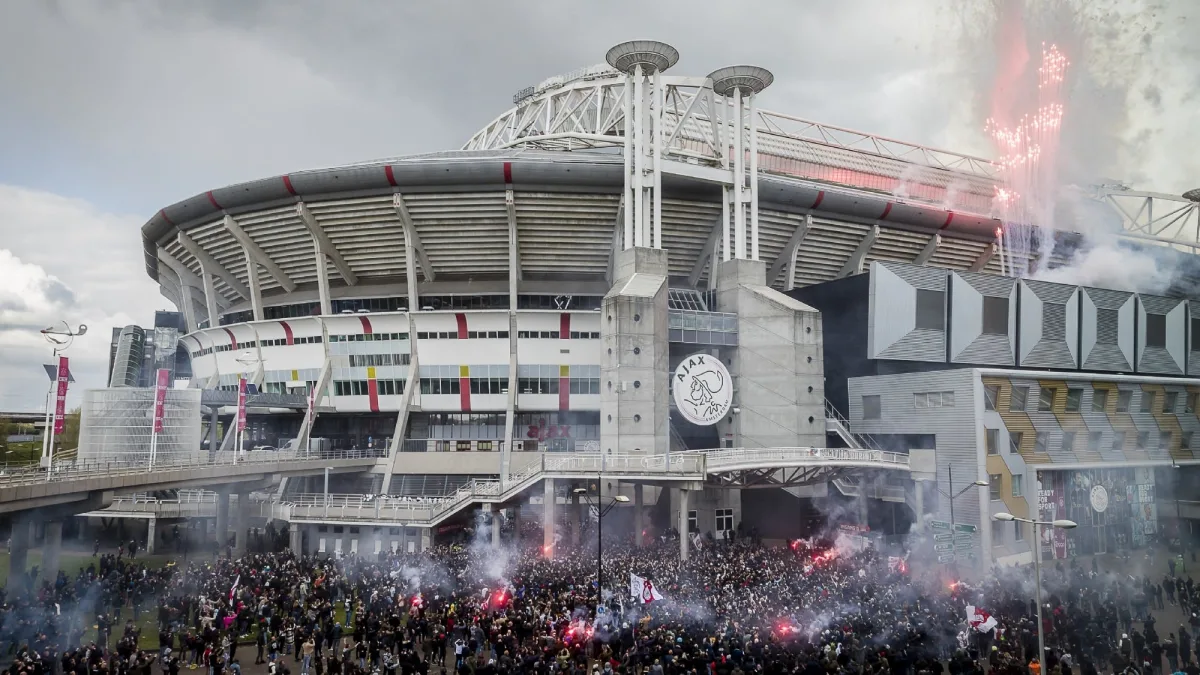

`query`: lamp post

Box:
[39,321,86,474]
[1172,460,1187,573]
[993,512,1077,666]
[937,467,988,570]
[574,487,629,607]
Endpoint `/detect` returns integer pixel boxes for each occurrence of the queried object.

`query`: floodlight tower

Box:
[606,40,679,251]
[708,66,774,262]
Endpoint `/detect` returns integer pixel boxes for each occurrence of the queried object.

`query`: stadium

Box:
[126,41,1200,567]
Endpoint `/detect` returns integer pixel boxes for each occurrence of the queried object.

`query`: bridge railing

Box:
[699,447,910,470]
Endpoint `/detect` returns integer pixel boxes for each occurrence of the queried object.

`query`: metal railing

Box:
[0,447,382,489]
[824,401,884,452]
[703,447,909,471]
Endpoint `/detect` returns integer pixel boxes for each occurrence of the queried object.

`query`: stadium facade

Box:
[135,42,1200,567]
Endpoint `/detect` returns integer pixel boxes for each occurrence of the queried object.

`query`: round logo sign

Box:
[672,353,733,426]
[1090,484,1109,513]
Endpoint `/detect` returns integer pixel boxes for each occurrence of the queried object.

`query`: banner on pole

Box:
[53,356,70,434]
[237,377,248,432]
[152,368,170,433]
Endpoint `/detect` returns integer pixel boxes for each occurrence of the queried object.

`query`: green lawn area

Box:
[1,441,43,467]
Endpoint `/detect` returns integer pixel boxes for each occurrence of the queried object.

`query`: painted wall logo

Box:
[672,353,733,426]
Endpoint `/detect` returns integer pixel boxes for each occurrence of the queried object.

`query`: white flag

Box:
[630,573,664,604]
[230,574,240,601]
[966,605,997,633]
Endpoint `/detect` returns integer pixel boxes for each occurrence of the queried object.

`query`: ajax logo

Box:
[672,353,733,426]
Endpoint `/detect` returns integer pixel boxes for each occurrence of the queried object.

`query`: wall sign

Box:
[672,353,733,426]
[1089,484,1109,513]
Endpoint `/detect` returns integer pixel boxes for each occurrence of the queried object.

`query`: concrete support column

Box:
[571,491,582,546]
[208,408,220,455]
[216,490,230,549]
[913,483,925,532]
[233,490,249,557]
[634,484,645,547]
[289,526,303,554]
[419,528,431,552]
[43,521,63,584]
[488,504,500,548]
[543,478,556,557]
[146,518,156,555]
[7,522,29,589]
[511,506,522,545]
[678,488,690,561]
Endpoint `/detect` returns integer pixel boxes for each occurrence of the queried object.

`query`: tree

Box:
[0,416,10,451]
[58,407,82,450]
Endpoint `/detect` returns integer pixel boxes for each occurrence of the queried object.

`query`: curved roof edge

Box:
[141,149,1001,283]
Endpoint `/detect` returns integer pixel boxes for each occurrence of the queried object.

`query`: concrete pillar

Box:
[634,484,645,547]
[419,528,431,552]
[913,483,925,532]
[289,526,303,554]
[7,522,28,589]
[678,488,690,561]
[43,521,63,583]
[488,504,500,548]
[511,506,522,545]
[146,518,156,555]
[543,478,556,557]
[208,408,220,454]
[233,490,249,557]
[571,491,582,546]
[216,490,230,549]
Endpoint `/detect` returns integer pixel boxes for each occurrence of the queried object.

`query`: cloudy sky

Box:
[0,0,1195,411]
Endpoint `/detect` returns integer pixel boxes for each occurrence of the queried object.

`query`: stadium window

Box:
[982,296,1009,335]
[1136,431,1149,450]
[1061,431,1075,453]
[1013,521,1025,541]
[1140,391,1156,413]
[716,509,734,533]
[1010,386,1029,412]
[1065,389,1082,412]
[984,385,1000,411]
[985,429,999,455]
[914,290,945,331]
[1092,389,1109,412]
[1183,432,1194,450]
[992,522,1004,545]
[1188,393,1198,414]
[1112,431,1126,452]
[1116,390,1132,412]
[1037,387,1055,412]
[1193,318,1200,351]
[1088,432,1102,455]
[1160,431,1172,451]
[988,476,1002,501]
[1146,313,1167,348]
[862,395,881,420]
[1034,433,1048,454]
[1009,431,1023,454]
[1164,391,1178,413]
[687,511,698,534]
[1012,474,1024,498]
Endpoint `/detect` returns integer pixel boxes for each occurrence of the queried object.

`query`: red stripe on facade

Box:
[367,378,380,413]
[158,209,175,226]
[810,191,825,210]
[503,162,512,184]
[384,165,398,187]
[879,202,893,220]
[358,315,373,334]
[459,377,472,412]
[940,212,956,229]
[282,175,297,195]
[222,328,238,351]
[559,378,570,411]
[206,191,223,210]
[560,313,570,339]
[280,321,294,346]
[455,313,468,339]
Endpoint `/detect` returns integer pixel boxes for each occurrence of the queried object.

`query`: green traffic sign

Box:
[954,523,978,533]
[934,543,953,552]
[934,533,953,542]
[931,520,951,530]
[937,553,955,563]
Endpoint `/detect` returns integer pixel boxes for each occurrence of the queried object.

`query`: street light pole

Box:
[1173,461,1187,573]
[575,487,629,607]
[38,321,86,476]
[937,467,988,571]
[994,512,1077,666]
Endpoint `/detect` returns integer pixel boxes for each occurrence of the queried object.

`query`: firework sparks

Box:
[987,43,1070,277]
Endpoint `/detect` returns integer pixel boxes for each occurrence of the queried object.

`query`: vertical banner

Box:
[53,356,69,434]
[152,368,170,433]
[237,377,248,432]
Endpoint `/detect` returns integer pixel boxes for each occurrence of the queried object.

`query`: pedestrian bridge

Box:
[0,449,379,516]
[270,447,913,527]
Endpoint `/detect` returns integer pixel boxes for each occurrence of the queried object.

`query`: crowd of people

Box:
[0,524,1196,675]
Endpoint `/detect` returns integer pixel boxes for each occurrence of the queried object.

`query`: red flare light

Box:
[411,594,424,608]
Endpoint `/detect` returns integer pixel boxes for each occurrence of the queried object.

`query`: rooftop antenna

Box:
[707,66,774,263]
[605,41,679,253]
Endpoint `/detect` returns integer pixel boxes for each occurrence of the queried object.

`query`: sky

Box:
[0,0,1196,412]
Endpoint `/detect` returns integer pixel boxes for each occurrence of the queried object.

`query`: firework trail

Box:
[987,43,1069,278]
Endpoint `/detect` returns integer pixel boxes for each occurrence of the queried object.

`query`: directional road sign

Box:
[934,533,954,542]
[937,553,955,563]
[934,543,953,552]
[931,520,951,531]
[954,523,978,533]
